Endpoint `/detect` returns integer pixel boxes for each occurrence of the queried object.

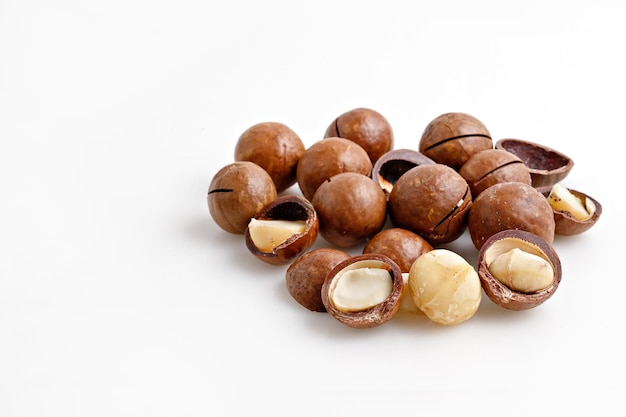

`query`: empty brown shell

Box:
[321,253,403,328]
[495,138,574,188]
[477,229,562,311]
[245,195,318,265]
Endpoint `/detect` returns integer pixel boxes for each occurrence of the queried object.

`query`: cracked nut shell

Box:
[388,163,472,245]
[208,161,277,234]
[324,107,394,164]
[363,228,433,273]
[477,229,562,311]
[495,138,574,188]
[538,186,603,236]
[371,148,436,197]
[459,148,532,197]
[245,195,319,265]
[419,112,493,171]
[321,253,403,328]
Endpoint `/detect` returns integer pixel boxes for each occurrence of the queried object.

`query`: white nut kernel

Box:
[408,249,481,325]
[247,219,306,252]
[487,247,554,293]
[329,266,393,312]
[547,183,594,221]
[398,273,424,315]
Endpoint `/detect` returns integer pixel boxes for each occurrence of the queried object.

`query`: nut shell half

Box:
[245,195,318,265]
[538,186,603,236]
[495,138,574,188]
[321,253,403,328]
[477,229,562,311]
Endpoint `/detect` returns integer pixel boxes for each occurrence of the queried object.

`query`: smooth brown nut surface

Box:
[324,107,394,164]
[419,112,493,171]
[234,122,306,193]
[208,161,277,234]
[312,172,387,248]
[388,163,472,245]
[321,253,403,328]
[495,138,574,188]
[296,137,372,201]
[468,181,555,250]
[363,228,433,273]
[245,195,319,265]
[477,229,562,311]
[286,248,351,312]
[539,185,603,236]
[459,148,532,197]
[371,148,436,197]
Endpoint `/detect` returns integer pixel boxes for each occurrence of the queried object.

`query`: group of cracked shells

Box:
[207,108,602,329]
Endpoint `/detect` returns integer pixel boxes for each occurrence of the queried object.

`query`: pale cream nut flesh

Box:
[247,219,306,253]
[487,248,554,293]
[329,267,393,312]
[547,183,595,221]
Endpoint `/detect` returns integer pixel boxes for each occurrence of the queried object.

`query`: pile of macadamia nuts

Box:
[207,108,602,329]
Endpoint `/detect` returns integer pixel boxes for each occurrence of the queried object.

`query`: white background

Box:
[1,1,624,416]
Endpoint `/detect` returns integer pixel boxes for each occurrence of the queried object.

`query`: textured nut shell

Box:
[363,228,433,273]
[477,229,562,311]
[324,107,394,164]
[468,182,555,250]
[312,172,387,248]
[234,122,306,193]
[371,148,436,197]
[245,195,319,265]
[459,148,532,197]
[538,186,603,236]
[495,138,574,188]
[286,248,351,312]
[296,137,372,201]
[321,253,403,328]
[388,164,472,245]
[208,161,277,234]
[419,112,493,170]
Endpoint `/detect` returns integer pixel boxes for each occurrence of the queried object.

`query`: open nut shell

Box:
[477,229,562,311]
[538,186,603,236]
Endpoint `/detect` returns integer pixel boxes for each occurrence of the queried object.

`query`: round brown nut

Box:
[477,229,562,311]
[286,248,351,312]
[245,195,319,265]
[467,181,555,250]
[296,137,372,201]
[363,228,433,273]
[234,122,306,193]
[388,163,472,245]
[495,138,574,188]
[459,148,532,197]
[207,161,277,234]
[540,184,602,236]
[371,148,436,197]
[419,112,493,171]
[312,172,387,248]
[324,107,394,164]
[321,253,403,328]
[408,249,482,325]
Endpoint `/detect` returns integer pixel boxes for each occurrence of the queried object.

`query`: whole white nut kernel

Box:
[408,249,481,325]
[487,248,554,293]
[247,218,306,253]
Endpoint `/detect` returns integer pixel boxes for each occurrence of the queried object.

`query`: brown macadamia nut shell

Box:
[245,195,319,265]
[371,148,436,197]
[388,164,472,245]
[477,229,562,311]
[321,253,403,328]
[286,248,351,312]
[296,137,372,201]
[468,181,555,250]
[363,228,433,273]
[419,112,493,171]
[312,172,387,248]
[495,138,574,188]
[459,148,532,197]
[538,186,603,236]
[324,107,394,164]
[234,122,306,193]
[208,161,277,234]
